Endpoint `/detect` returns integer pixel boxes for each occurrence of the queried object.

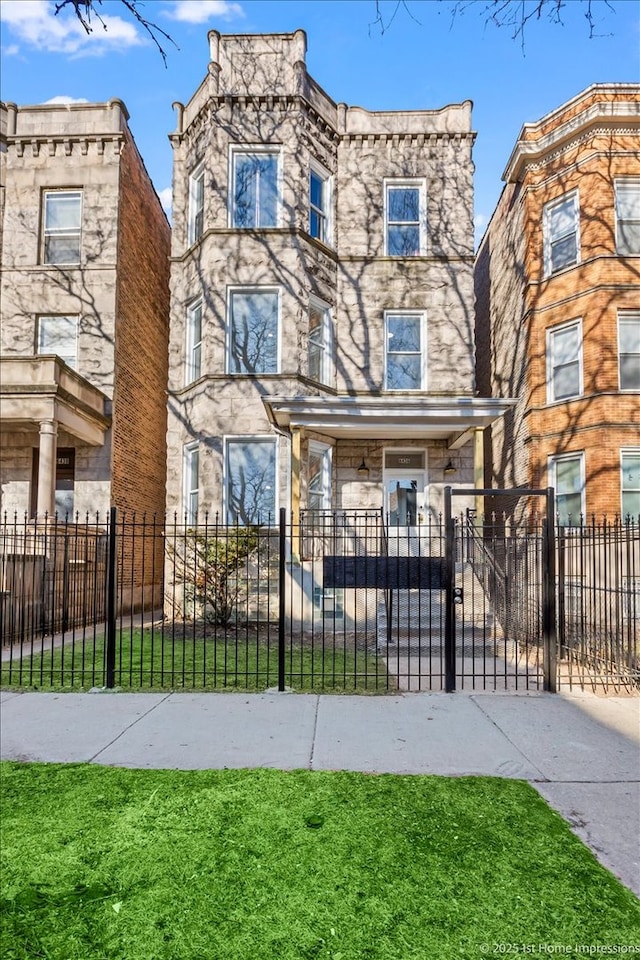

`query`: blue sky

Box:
[1,0,639,241]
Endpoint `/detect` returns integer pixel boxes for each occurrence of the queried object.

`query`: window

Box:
[42,190,82,264]
[385,180,426,256]
[308,299,333,385]
[621,450,640,519]
[385,312,424,390]
[186,300,202,384]
[550,453,584,526]
[547,320,582,402]
[184,443,199,524]
[618,312,640,391]
[228,288,279,374]
[231,148,280,228]
[226,438,276,525]
[55,450,75,518]
[30,448,75,518]
[313,586,344,621]
[38,316,78,369]
[544,192,579,275]
[615,180,640,255]
[187,163,204,246]
[309,164,330,244]
[308,442,332,513]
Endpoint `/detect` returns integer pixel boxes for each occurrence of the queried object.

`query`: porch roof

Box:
[0,357,111,446]
[263,395,516,448]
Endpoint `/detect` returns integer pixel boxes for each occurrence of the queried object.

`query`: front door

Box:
[384,469,426,558]
[385,474,422,526]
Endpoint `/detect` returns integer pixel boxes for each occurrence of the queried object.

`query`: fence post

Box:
[543,488,557,693]
[105,506,117,689]
[278,507,286,692]
[444,486,456,693]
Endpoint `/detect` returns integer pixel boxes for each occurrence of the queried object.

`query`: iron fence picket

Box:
[0,509,637,694]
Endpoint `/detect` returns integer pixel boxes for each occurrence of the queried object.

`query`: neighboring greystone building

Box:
[167,30,513,533]
[0,99,170,520]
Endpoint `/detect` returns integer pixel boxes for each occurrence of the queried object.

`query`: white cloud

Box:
[165,1,244,24]
[158,187,173,215]
[474,213,488,231]
[44,95,90,104]
[0,0,145,56]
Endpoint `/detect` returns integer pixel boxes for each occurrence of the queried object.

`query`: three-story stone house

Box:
[0,99,170,520]
[166,30,512,537]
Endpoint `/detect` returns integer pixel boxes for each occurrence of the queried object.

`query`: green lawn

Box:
[0,629,391,693]
[1,763,638,960]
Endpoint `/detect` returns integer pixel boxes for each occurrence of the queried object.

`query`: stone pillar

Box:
[474,428,485,523]
[291,427,302,560]
[36,420,58,518]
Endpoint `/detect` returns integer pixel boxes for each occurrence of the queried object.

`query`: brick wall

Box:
[111,132,170,519]
[476,87,640,520]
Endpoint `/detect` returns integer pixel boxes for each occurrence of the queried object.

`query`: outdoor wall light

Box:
[357,458,370,478]
[444,459,457,475]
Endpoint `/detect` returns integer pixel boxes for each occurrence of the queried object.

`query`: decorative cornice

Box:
[10,134,123,159]
[504,99,640,183]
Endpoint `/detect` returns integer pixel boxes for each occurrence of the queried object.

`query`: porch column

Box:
[474,427,484,523]
[36,419,58,518]
[291,426,303,560]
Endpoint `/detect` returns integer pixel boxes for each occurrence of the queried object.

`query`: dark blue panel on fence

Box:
[323,556,445,590]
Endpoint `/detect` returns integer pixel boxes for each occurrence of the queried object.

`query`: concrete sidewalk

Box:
[1,688,638,897]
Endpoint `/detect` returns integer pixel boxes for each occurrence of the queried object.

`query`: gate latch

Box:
[453,587,464,605]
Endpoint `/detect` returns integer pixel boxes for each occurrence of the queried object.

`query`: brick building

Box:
[0,99,170,519]
[475,84,640,522]
[166,30,512,534]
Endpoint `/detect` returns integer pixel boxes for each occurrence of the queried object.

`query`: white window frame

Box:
[543,190,580,276]
[183,442,199,525]
[185,298,203,385]
[224,436,277,527]
[384,310,426,392]
[621,448,640,520]
[187,162,205,246]
[546,318,583,404]
[227,286,280,375]
[308,441,332,513]
[309,160,332,246]
[549,452,585,526]
[384,179,427,257]
[313,585,344,621]
[42,190,83,265]
[308,296,334,386]
[37,315,78,369]
[618,311,640,392]
[229,145,282,229]
[615,179,640,255]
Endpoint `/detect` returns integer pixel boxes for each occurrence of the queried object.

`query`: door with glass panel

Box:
[383,451,426,556]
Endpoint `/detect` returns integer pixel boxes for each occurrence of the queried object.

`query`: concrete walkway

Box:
[1,688,638,897]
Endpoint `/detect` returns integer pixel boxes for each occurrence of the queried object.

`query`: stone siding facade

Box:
[0,100,170,519]
[166,30,480,522]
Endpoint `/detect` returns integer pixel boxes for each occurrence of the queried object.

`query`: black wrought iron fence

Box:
[1,508,638,693]
[557,517,639,691]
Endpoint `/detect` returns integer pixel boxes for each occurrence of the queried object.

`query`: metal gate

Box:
[442,487,556,693]
[301,488,556,693]
[4,497,637,694]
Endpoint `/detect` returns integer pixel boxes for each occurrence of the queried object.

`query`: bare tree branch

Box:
[369,0,422,36]
[54,0,178,65]
[446,0,616,51]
